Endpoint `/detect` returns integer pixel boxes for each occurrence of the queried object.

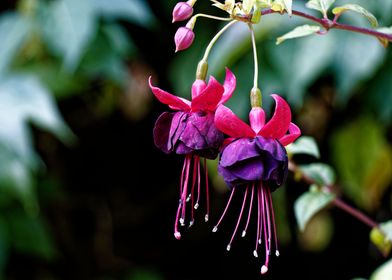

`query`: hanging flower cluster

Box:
[149,0,301,275]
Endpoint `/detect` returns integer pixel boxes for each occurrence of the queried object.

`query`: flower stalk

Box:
[260,8,392,43]
[288,162,380,230]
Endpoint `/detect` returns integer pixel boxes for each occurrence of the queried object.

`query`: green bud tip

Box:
[196,60,208,81]
[250,87,262,107]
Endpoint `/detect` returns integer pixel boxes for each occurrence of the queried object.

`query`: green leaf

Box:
[370,258,392,280]
[294,189,335,231]
[370,221,392,256]
[300,163,336,186]
[0,13,31,75]
[306,0,335,17]
[9,213,56,260]
[95,0,155,28]
[41,0,97,72]
[331,117,392,211]
[276,25,321,45]
[286,136,320,158]
[332,4,378,28]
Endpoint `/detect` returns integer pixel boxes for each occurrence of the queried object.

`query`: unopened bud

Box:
[250,87,262,107]
[172,1,194,23]
[174,26,195,52]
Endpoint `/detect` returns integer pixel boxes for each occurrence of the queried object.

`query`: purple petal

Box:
[220,138,261,167]
[153,112,174,153]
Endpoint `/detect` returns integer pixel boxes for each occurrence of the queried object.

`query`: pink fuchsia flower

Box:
[174,26,195,52]
[149,68,236,240]
[213,94,300,275]
[172,1,194,23]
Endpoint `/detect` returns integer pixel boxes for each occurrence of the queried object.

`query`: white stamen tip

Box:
[180,218,185,226]
[212,226,218,232]
[241,230,246,237]
[258,238,262,244]
[189,220,194,228]
[174,232,181,240]
[204,214,209,222]
[276,250,280,257]
[253,250,258,258]
[194,203,199,210]
[186,194,191,202]
[226,245,231,251]
[261,265,268,274]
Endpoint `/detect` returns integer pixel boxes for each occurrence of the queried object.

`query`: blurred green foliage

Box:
[0,0,155,277]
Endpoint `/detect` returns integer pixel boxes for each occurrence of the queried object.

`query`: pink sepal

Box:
[258,94,291,139]
[279,122,301,146]
[149,77,191,111]
[191,76,224,112]
[218,68,236,106]
[191,79,207,99]
[214,105,255,138]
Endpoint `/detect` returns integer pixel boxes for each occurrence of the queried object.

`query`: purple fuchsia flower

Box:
[213,94,301,274]
[149,68,236,240]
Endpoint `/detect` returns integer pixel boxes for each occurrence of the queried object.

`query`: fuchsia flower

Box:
[213,95,300,274]
[149,68,236,240]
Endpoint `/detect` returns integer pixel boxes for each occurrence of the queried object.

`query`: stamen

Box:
[174,158,189,239]
[189,156,198,224]
[212,188,236,232]
[261,182,270,272]
[242,183,254,238]
[180,155,192,227]
[226,188,248,252]
[254,185,262,253]
[264,187,272,254]
[261,265,268,275]
[267,184,280,256]
[195,157,201,210]
[204,158,210,222]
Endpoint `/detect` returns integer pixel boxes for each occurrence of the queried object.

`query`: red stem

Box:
[261,8,392,42]
[288,162,379,229]
[332,198,379,229]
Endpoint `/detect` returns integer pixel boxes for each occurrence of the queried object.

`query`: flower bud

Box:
[172,1,194,23]
[174,26,195,52]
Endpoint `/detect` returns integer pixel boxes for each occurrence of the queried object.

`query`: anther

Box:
[194,203,199,210]
[276,250,280,257]
[212,226,218,232]
[241,230,246,237]
[204,214,209,222]
[186,194,191,202]
[174,231,181,240]
[253,250,258,258]
[226,245,231,251]
[180,218,185,226]
[188,220,194,228]
[261,265,268,274]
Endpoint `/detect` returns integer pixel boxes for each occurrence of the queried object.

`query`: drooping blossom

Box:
[213,94,301,274]
[149,68,236,240]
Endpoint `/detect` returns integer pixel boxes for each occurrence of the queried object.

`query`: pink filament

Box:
[267,185,279,254]
[242,184,254,236]
[227,188,249,249]
[213,188,236,230]
[255,185,262,253]
[261,183,270,270]
[181,155,192,225]
[204,158,210,221]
